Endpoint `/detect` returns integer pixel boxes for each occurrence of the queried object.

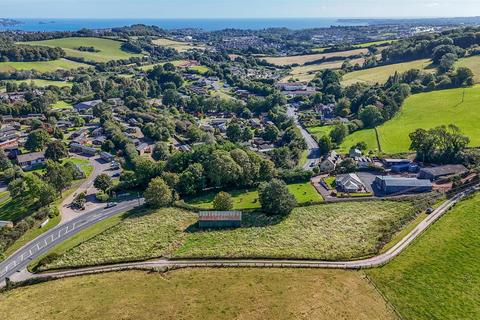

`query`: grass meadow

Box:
[23,37,143,62]
[38,199,417,270]
[0,58,89,73]
[263,48,369,66]
[368,192,480,320]
[152,38,205,52]
[0,268,396,320]
[341,86,480,154]
[341,59,433,86]
[4,79,73,88]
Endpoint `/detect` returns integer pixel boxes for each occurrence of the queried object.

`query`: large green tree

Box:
[25,129,50,152]
[258,179,297,216]
[45,140,68,162]
[144,177,173,208]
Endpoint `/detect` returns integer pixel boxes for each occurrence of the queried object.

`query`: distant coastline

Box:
[0,18,21,27]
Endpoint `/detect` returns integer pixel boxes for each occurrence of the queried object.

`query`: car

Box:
[112,172,120,178]
[105,202,118,209]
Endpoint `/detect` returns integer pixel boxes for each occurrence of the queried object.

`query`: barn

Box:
[374,176,433,195]
[198,211,242,229]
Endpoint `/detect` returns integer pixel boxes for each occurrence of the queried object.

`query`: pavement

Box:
[0,198,143,285]
[60,155,118,224]
[287,106,320,171]
[2,184,477,287]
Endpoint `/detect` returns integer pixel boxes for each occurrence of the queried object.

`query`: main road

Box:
[0,198,143,285]
[3,184,477,286]
[286,106,320,170]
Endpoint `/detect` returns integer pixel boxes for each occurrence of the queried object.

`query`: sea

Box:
[0,18,367,32]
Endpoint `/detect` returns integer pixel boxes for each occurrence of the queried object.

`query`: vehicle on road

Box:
[106,202,118,209]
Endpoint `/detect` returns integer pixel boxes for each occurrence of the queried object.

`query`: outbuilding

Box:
[374,176,433,195]
[198,211,242,229]
[418,165,468,181]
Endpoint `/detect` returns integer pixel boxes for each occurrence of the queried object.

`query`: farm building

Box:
[198,211,242,229]
[382,158,411,167]
[374,176,432,195]
[336,173,365,193]
[418,165,468,181]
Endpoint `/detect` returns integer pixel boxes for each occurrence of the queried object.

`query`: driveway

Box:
[60,155,113,224]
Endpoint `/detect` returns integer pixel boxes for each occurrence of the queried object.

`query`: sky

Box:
[2,0,480,19]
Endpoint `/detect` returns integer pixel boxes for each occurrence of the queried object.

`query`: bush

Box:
[212,192,233,211]
[280,169,313,184]
[258,179,297,216]
[95,191,110,203]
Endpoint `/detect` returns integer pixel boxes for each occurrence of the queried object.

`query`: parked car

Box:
[106,202,117,209]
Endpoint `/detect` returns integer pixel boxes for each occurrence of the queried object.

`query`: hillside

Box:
[23,37,143,63]
[368,192,480,320]
[262,48,369,66]
[341,59,434,86]
[340,85,480,154]
[0,58,89,72]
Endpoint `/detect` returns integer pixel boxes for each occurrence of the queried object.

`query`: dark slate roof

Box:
[420,165,467,177]
[376,176,432,188]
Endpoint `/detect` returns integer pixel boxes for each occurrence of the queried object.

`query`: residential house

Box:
[17,151,45,170]
[136,143,151,155]
[320,151,340,173]
[336,173,365,193]
[70,143,97,156]
[349,148,363,158]
[74,100,102,112]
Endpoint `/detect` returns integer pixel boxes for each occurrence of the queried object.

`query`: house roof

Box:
[17,151,44,163]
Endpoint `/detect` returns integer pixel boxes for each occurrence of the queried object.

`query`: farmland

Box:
[23,37,143,62]
[282,57,366,82]
[340,86,480,154]
[38,199,417,270]
[0,58,89,73]
[341,59,434,86]
[187,182,322,210]
[368,192,480,320]
[152,38,205,52]
[0,269,396,320]
[263,48,369,66]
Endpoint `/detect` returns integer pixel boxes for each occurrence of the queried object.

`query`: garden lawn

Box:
[341,59,433,86]
[341,86,480,154]
[0,59,89,73]
[368,192,480,320]
[186,182,322,210]
[50,101,72,109]
[307,125,334,140]
[0,268,396,320]
[23,37,143,63]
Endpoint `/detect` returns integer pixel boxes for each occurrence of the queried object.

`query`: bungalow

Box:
[17,151,45,170]
[91,135,106,146]
[336,173,365,193]
[70,143,97,156]
[418,165,468,181]
[100,151,115,162]
[374,176,433,195]
[74,100,102,112]
[276,82,307,91]
[198,211,242,229]
[136,143,151,155]
[320,151,341,173]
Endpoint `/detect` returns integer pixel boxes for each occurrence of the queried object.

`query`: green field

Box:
[138,60,187,71]
[0,269,396,320]
[186,182,323,210]
[354,40,396,48]
[152,38,205,52]
[339,128,378,153]
[39,199,417,270]
[341,86,480,154]
[368,192,480,320]
[307,125,334,140]
[456,55,480,83]
[341,59,433,86]
[263,48,369,66]
[23,37,143,63]
[0,59,89,73]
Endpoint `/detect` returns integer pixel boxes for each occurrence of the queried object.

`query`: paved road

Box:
[10,185,477,285]
[286,106,320,170]
[0,198,143,285]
